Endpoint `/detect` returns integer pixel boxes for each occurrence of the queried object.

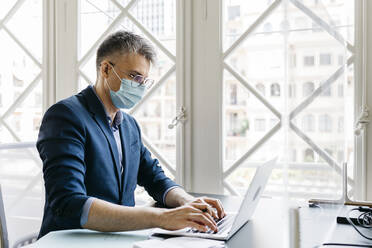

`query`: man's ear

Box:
[100,60,109,78]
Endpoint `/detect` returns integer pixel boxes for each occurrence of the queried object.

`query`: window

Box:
[302,114,315,132]
[256,83,265,96]
[304,149,315,162]
[288,84,296,98]
[338,55,344,65]
[13,74,24,87]
[290,54,297,68]
[263,22,273,33]
[320,85,332,97]
[270,83,280,97]
[227,5,240,21]
[319,114,332,132]
[255,119,266,132]
[230,83,237,105]
[303,82,315,97]
[229,112,239,136]
[304,56,315,66]
[0,94,2,108]
[319,53,332,65]
[338,84,344,97]
[338,117,344,133]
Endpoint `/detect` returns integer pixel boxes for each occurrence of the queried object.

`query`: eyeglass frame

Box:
[103,61,155,88]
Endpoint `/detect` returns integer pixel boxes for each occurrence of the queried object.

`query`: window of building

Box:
[229,112,238,136]
[337,150,344,162]
[270,83,280,97]
[338,116,344,133]
[290,54,297,68]
[290,149,297,162]
[288,84,296,98]
[338,55,344,66]
[263,22,273,33]
[320,85,331,96]
[303,82,315,97]
[227,5,240,21]
[319,114,332,132]
[256,83,265,96]
[230,83,237,105]
[302,114,315,132]
[304,56,315,66]
[338,84,344,97]
[304,148,315,162]
[319,53,332,65]
[255,118,266,132]
[13,74,24,87]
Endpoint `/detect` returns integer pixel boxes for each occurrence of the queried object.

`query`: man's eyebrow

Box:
[129,70,143,76]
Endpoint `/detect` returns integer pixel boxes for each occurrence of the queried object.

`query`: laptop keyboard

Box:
[187,214,233,234]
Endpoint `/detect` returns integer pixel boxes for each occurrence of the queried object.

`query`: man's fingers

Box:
[203,198,226,218]
[189,213,217,231]
[186,221,207,232]
[189,203,218,219]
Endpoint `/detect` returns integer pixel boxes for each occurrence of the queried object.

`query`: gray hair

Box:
[96,30,156,73]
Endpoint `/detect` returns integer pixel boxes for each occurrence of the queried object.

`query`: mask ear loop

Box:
[104,63,121,92]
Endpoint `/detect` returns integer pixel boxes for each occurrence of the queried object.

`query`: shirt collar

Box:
[92,86,123,131]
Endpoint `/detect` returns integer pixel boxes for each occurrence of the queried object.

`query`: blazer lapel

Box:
[119,120,129,193]
[80,86,122,191]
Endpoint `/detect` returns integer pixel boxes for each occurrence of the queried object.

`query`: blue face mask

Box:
[105,67,145,109]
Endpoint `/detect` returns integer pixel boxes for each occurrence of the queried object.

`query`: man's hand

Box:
[157,205,218,232]
[187,197,226,220]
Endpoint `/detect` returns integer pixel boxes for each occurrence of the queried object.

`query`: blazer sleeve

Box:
[37,102,89,228]
[133,118,179,204]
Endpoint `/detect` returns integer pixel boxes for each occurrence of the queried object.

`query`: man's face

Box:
[100,52,150,92]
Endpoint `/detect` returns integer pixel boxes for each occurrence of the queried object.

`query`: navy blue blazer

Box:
[37,86,178,238]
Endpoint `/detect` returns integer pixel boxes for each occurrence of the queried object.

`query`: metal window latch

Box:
[168,106,187,129]
[354,106,370,136]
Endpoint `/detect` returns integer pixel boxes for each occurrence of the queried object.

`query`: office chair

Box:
[0,184,38,248]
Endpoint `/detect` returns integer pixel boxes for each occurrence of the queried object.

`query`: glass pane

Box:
[130,0,176,55]
[223,70,279,169]
[0,1,44,245]
[5,0,43,62]
[78,0,121,59]
[223,0,354,200]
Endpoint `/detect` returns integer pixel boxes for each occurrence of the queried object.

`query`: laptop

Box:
[152,157,277,241]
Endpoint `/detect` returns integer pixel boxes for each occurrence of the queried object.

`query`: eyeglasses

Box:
[108,61,154,88]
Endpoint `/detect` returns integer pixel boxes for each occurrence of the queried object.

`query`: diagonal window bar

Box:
[1,73,41,120]
[79,69,94,85]
[2,26,42,68]
[9,171,42,211]
[289,56,353,120]
[223,180,241,196]
[78,12,126,68]
[223,0,281,59]
[223,122,281,179]
[129,65,176,115]
[0,0,25,26]
[141,135,176,176]
[290,0,354,53]
[224,62,282,118]
[290,122,355,187]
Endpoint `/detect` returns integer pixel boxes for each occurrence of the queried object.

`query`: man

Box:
[37,31,225,238]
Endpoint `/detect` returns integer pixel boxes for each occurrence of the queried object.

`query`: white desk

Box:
[28,196,289,248]
[29,194,349,248]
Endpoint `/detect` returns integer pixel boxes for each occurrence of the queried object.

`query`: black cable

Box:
[346,208,372,241]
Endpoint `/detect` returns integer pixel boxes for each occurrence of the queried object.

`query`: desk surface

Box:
[28,193,350,248]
